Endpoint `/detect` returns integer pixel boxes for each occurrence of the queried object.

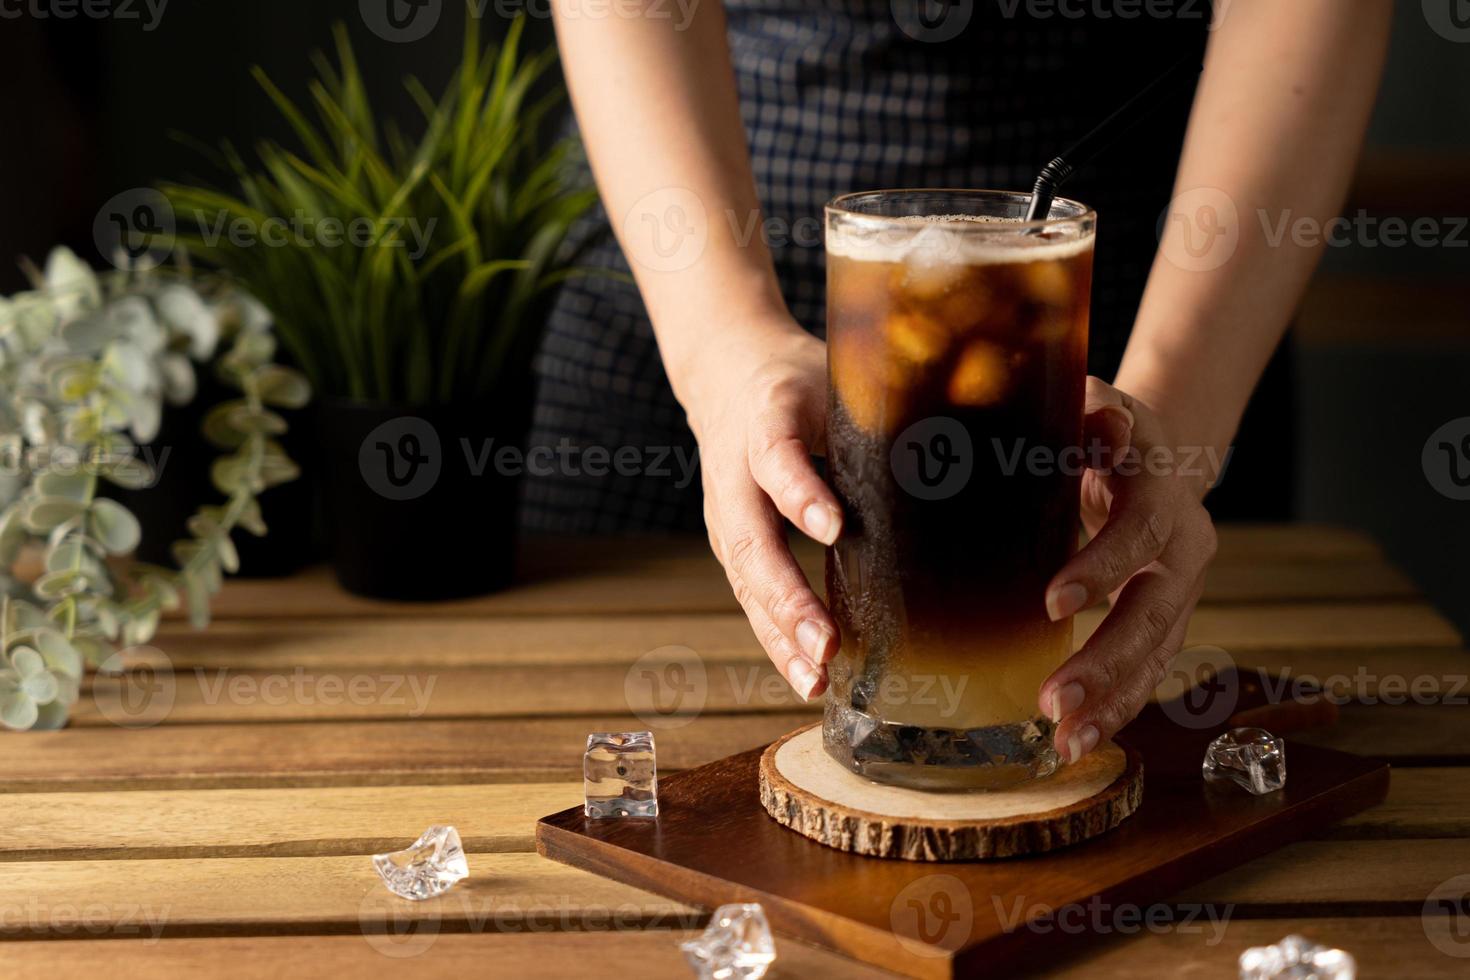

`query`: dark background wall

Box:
[0,0,548,287]
[1293,3,1470,634]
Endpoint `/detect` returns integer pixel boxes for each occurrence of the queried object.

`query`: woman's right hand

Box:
[682,316,843,702]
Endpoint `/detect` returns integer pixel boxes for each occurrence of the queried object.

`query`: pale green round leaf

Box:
[226,404,288,435]
[102,340,154,393]
[35,470,92,502]
[36,631,83,680]
[10,646,44,678]
[23,496,86,533]
[210,456,254,495]
[0,689,39,731]
[256,365,311,409]
[99,455,155,490]
[160,352,196,405]
[44,246,102,318]
[214,533,240,574]
[88,498,142,555]
[156,284,220,359]
[237,498,268,537]
[20,670,58,705]
[30,698,71,729]
[127,391,163,444]
[202,401,250,449]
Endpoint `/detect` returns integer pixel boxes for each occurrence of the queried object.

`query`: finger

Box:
[747,405,843,546]
[1045,485,1175,621]
[1083,375,1134,417]
[1083,400,1133,461]
[729,565,828,702]
[1044,570,1203,761]
[707,496,828,699]
[714,475,839,670]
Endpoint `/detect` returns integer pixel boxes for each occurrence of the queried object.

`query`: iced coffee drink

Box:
[823,189,1095,790]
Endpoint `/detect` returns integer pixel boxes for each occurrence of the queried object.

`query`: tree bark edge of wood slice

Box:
[758,723,1144,861]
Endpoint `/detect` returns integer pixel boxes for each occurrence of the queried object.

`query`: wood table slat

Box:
[1328,767,1470,839]
[8,919,1464,980]
[145,602,1462,677]
[195,526,1391,622]
[1293,703,1470,764]
[0,852,696,939]
[73,662,818,726]
[0,714,817,792]
[2,932,905,980]
[0,784,585,861]
[0,840,1460,941]
[3,769,1463,863]
[70,647,1470,727]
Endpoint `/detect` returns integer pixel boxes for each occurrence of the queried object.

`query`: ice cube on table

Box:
[1204,727,1286,795]
[372,825,468,901]
[584,731,658,818]
[680,903,777,980]
[1238,933,1356,979]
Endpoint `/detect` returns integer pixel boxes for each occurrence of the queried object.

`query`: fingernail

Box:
[1066,724,1100,764]
[787,657,824,702]
[1112,405,1134,431]
[1048,682,1085,723]
[796,619,835,664]
[1046,582,1088,622]
[802,502,841,546]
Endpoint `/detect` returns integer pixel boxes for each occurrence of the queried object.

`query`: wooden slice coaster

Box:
[758,723,1144,861]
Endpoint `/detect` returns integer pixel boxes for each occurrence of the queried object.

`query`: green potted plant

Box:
[0,247,308,730]
[163,9,596,599]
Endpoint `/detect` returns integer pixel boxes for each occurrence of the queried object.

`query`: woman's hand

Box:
[683,317,842,702]
[1037,377,1219,763]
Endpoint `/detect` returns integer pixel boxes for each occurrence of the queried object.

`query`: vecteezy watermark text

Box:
[462,438,699,489]
[189,210,438,261]
[993,894,1233,943]
[624,644,971,729]
[991,438,1233,481]
[359,0,701,44]
[361,417,700,502]
[0,0,168,31]
[0,897,171,941]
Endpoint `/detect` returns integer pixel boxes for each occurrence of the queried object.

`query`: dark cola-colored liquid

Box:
[823,238,1092,789]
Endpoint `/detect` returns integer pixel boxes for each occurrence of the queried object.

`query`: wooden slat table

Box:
[3,525,1467,978]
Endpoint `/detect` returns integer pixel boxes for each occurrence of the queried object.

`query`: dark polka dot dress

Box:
[523,1,1211,533]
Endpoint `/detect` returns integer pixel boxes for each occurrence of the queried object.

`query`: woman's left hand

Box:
[1037,377,1219,763]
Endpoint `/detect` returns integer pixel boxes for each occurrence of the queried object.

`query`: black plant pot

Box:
[108,375,320,577]
[317,399,525,600]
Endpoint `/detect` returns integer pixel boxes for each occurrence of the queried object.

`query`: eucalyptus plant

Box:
[0,247,309,730]
[162,8,597,406]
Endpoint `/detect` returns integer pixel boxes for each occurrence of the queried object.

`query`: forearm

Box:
[1116,0,1392,482]
[550,0,793,409]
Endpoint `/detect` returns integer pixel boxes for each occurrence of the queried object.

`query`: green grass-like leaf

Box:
[162,4,593,406]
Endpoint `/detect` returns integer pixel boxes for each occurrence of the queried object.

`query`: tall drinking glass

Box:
[823,189,1095,790]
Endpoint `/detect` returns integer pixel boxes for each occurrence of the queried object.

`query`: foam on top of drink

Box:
[827,213,1093,266]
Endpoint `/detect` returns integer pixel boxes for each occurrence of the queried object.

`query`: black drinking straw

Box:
[1025,55,1203,222]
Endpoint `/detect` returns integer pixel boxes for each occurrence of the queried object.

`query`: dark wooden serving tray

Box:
[537,671,1388,979]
